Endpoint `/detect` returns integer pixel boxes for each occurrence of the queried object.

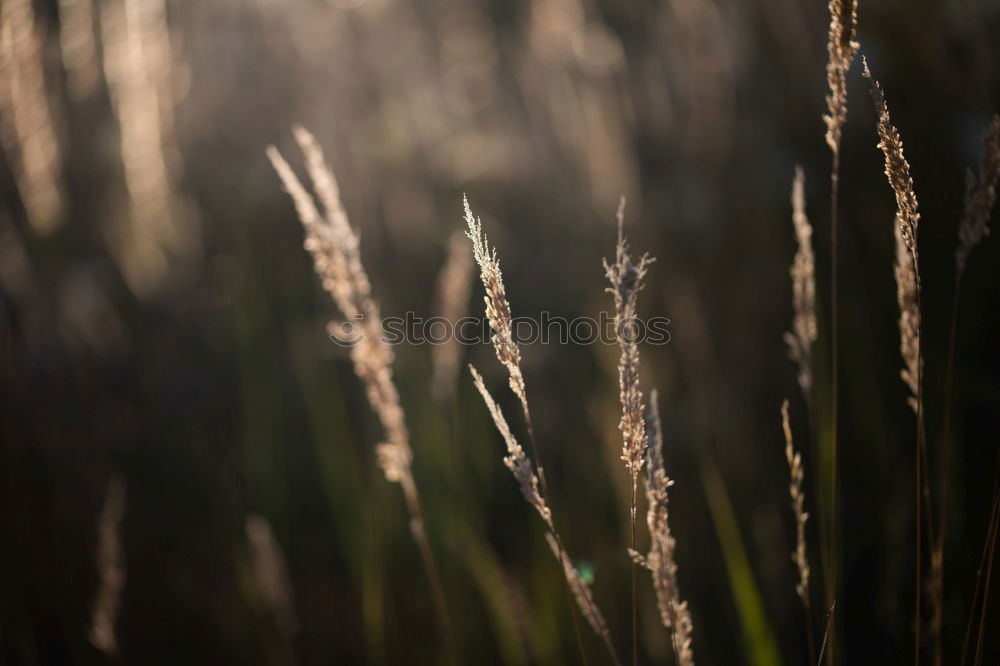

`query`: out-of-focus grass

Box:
[702,458,782,666]
[2,0,999,664]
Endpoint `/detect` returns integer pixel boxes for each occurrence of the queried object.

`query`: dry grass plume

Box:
[863,57,928,664]
[465,198,621,666]
[267,127,457,662]
[956,115,1000,280]
[629,392,695,666]
[465,197,530,426]
[782,399,815,661]
[603,197,654,666]
[823,0,859,156]
[821,4,858,644]
[938,114,1000,666]
[785,167,817,410]
[604,198,654,492]
[469,366,553,532]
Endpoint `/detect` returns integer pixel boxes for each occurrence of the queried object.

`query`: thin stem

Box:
[806,377,830,666]
[805,597,817,666]
[916,409,936,615]
[795,400,818,666]
[522,412,591,666]
[631,479,638,666]
[915,405,923,666]
[400,476,461,666]
[828,151,840,666]
[934,276,962,666]
[915,408,938,666]
[818,600,836,666]
[553,528,592,666]
[512,397,614,665]
[960,482,999,666]
[973,485,1000,666]
[915,259,926,666]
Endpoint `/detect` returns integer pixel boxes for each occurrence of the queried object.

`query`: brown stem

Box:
[805,359,830,666]
[522,411,592,666]
[827,151,840,666]
[973,485,1000,666]
[805,596,817,666]
[631,479,638,666]
[915,259,926,666]
[934,275,963,666]
[818,600,837,666]
[960,476,999,666]
[915,403,923,666]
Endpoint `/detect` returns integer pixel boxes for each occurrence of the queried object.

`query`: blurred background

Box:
[2,0,999,663]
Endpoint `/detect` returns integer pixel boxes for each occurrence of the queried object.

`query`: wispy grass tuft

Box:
[863,57,928,665]
[465,197,530,426]
[469,366,553,532]
[823,0,859,158]
[821,5,858,651]
[939,115,1000,665]
[630,392,695,666]
[785,167,817,413]
[603,197,654,666]
[955,115,1000,280]
[465,197,621,666]
[604,198,654,492]
[267,128,458,663]
[781,399,815,663]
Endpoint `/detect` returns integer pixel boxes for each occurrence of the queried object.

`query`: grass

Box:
[3,0,999,663]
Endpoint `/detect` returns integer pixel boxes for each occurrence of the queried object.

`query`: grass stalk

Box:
[268,128,460,664]
[466,201,622,665]
[603,198,654,666]
[937,115,1000,665]
[822,6,859,659]
[960,481,999,666]
[862,58,928,666]
[973,486,999,666]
